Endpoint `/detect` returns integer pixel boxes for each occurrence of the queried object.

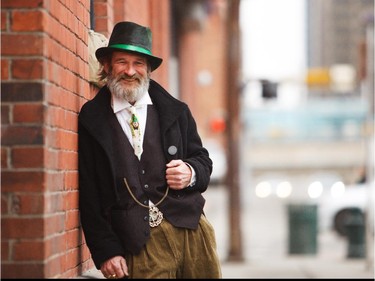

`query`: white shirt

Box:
[111,92,151,149]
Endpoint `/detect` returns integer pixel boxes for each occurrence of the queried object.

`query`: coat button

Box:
[168,145,177,155]
[144,184,149,189]
[141,170,146,175]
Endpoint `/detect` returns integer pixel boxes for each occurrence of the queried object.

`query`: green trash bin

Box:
[288,204,318,254]
[345,207,365,258]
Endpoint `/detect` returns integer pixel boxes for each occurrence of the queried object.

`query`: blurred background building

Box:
[238,0,374,274]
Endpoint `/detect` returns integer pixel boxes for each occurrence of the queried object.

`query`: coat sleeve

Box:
[181,107,213,193]
[78,119,125,269]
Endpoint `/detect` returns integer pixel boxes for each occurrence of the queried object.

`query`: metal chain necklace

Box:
[123,178,169,227]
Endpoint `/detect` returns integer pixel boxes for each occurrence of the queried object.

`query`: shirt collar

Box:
[111,91,153,114]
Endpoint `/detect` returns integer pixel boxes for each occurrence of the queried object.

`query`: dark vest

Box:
[111,105,168,206]
[108,105,205,254]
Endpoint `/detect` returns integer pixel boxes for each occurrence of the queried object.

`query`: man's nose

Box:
[123,64,136,76]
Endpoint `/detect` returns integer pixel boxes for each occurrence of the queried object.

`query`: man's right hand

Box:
[100,255,128,279]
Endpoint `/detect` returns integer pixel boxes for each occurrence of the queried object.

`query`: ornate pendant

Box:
[149,205,163,227]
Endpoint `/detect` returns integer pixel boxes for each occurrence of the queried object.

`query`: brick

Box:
[12,10,44,31]
[44,253,62,277]
[45,172,64,192]
[64,247,81,269]
[45,193,64,213]
[1,241,9,260]
[65,171,78,190]
[55,130,78,151]
[1,125,43,145]
[65,111,79,131]
[45,213,65,236]
[1,193,9,214]
[66,228,82,250]
[1,147,9,169]
[14,193,44,215]
[1,105,9,125]
[64,191,79,211]
[12,147,44,168]
[13,103,44,123]
[58,151,78,170]
[1,11,7,31]
[65,209,80,231]
[12,59,43,80]
[45,234,65,258]
[1,82,43,102]
[1,171,44,192]
[1,263,44,279]
[44,149,59,170]
[1,0,44,9]
[81,243,92,261]
[94,2,108,16]
[13,240,44,261]
[1,59,9,80]
[2,34,44,56]
[1,217,44,239]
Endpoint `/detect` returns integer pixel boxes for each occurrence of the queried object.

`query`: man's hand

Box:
[166,160,192,190]
[100,256,128,279]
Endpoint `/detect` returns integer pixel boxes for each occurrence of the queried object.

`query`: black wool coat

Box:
[78,79,213,269]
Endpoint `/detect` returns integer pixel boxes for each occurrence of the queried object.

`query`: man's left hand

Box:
[166,160,192,190]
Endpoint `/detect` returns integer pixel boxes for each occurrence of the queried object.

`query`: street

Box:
[203,184,374,278]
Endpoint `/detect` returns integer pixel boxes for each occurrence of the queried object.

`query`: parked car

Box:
[319,182,370,236]
[253,171,372,237]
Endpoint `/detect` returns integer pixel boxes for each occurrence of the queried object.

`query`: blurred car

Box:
[319,182,370,236]
[252,171,372,237]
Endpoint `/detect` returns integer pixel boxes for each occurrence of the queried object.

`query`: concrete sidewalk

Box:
[80,256,374,279]
[220,256,374,278]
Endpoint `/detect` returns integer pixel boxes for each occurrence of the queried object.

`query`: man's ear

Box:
[103,60,110,73]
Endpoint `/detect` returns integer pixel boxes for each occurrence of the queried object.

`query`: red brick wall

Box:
[1,0,171,278]
[1,0,91,278]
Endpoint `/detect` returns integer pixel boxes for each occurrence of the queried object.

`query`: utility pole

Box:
[225,0,244,262]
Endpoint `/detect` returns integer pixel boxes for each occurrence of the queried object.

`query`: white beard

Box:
[107,73,150,104]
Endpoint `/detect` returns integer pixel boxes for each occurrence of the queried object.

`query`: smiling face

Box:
[105,51,151,104]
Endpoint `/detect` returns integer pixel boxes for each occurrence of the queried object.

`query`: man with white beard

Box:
[78,21,222,279]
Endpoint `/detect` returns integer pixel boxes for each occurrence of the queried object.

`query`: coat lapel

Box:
[148,80,186,134]
[79,87,116,160]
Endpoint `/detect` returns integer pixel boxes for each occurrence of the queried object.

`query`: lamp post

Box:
[225,0,244,262]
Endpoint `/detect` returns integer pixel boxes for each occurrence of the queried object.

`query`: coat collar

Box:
[148,79,187,132]
[79,79,187,139]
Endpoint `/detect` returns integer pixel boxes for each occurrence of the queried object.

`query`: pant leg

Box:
[180,214,222,279]
[125,219,180,278]
[125,215,222,279]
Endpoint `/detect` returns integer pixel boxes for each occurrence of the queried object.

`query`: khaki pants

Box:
[125,214,222,278]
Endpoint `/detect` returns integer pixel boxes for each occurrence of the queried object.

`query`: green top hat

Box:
[95,21,163,71]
